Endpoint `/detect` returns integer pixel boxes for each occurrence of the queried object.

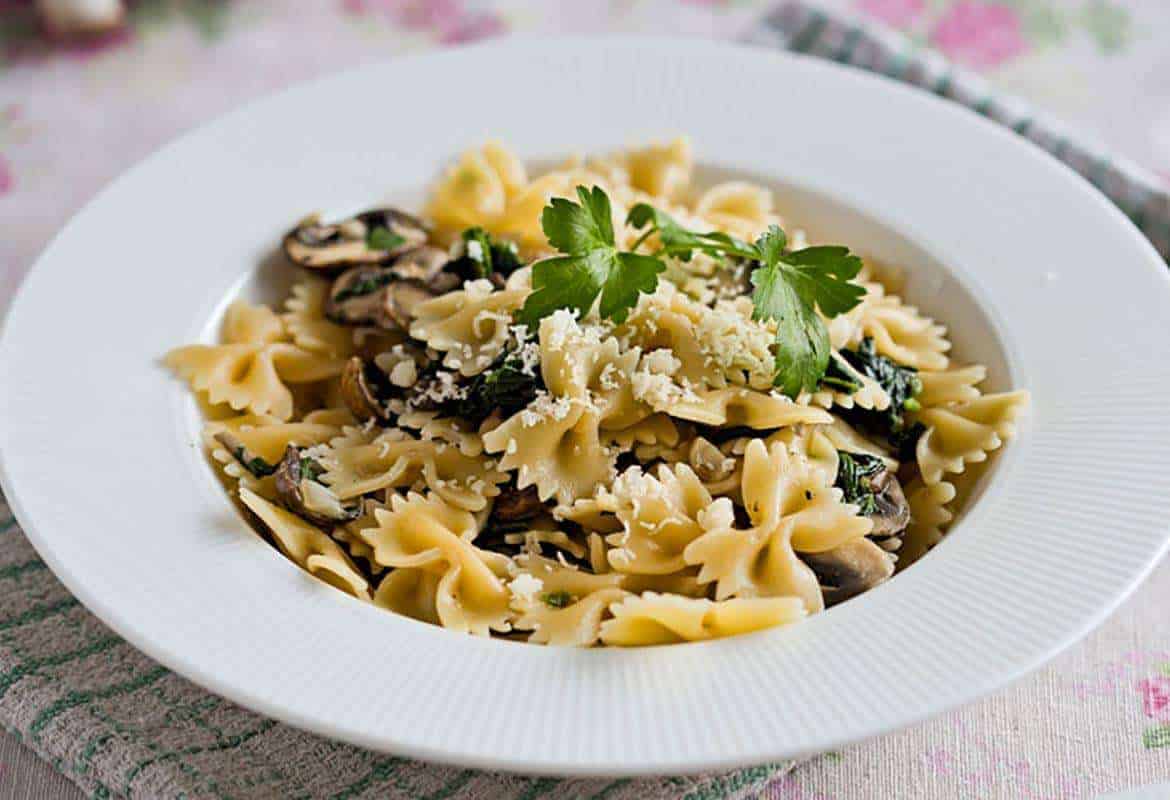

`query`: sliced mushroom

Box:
[804,538,895,607]
[383,281,435,330]
[324,266,438,331]
[867,468,911,542]
[340,356,393,422]
[273,445,359,527]
[283,208,429,270]
[324,265,397,327]
[389,246,453,287]
[492,485,543,522]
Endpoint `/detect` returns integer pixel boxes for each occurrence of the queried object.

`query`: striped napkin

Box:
[750,3,1170,262]
[1,4,1167,799]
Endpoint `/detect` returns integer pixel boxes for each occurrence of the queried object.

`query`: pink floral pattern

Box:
[854,0,924,30]
[929,1,1026,69]
[1140,675,1170,722]
[0,157,13,196]
[341,0,507,43]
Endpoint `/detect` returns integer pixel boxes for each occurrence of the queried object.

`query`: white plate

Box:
[2,37,1170,777]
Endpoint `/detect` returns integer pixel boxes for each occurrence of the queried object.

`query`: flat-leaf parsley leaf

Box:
[626,205,866,398]
[516,186,664,326]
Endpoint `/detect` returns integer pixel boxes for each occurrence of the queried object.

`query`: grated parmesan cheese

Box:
[508,573,544,604]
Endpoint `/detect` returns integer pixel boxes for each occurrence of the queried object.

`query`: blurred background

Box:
[1,0,1169,308]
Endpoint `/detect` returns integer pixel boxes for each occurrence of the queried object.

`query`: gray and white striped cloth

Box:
[750,2,1170,261]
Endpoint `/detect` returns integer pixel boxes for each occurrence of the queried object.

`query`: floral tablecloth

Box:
[1,2,1169,798]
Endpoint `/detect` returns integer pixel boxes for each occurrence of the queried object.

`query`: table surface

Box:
[1,2,1169,798]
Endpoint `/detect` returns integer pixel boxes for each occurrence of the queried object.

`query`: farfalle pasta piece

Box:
[599,592,805,646]
[409,280,527,376]
[667,387,832,429]
[857,288,950,370]
[363,493,513,636]
[804,352,891,412]
[282,277,355,359]
[204,410,349,496]
[618,285,712,388]
[915,390,1029,485]
[373,567,442,626]
[239,488,370,600]
[396,409,485,457]
[333,499,386,574]
[600,463,726,575]
[684,440,873,612]
[165,300,342,420]
[602,413,679,450]
[765,425,841,484]
[898,479,957,566]
[623,137,693,200]
[819,417,897,468]
[510,554,630,646]
[694,181,775,240]
[425,144,515,232]
[322,427,507,512]
[916,364,987,408]
[483,398,611,505]
[483,312,633,504]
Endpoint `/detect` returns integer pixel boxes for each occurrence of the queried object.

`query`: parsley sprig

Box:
[627,202,866,397]
[516,186,664,326]
[516,186,868,397]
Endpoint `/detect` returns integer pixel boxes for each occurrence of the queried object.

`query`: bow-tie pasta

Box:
[166,138,1028,645]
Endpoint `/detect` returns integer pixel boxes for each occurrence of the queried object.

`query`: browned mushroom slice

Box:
[324,265,397,326]
[389,246,452,285]
[283,209,429,270]
[325,266,440,331]
[339,356,393,422]
[383,281,435,331]
[273,445,359,527]
[804,538,895,607]
[868,469,911,543]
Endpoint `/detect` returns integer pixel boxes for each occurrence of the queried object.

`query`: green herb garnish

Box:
[542,591,573,608]
[516,186,665,326]
[834,451,886,515]
[331,271,395,303]
[832,338,926,460]
[450,226,523,280]
[437,338,544,423]
[628,203,866,398]
[517,187,867,397]
[299,456,325,483]
[820,355,863,395]
[232,447,275,478]
[366,225,406,252]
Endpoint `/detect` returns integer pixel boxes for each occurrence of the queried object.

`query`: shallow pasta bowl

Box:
[2,37,1170,776]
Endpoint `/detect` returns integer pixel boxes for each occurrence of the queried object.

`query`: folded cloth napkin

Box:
[0,494,794,800]
[3,5,1168,800]
[750,2,1170,262]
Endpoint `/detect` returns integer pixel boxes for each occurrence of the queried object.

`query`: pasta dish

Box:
[165,138,1028,646]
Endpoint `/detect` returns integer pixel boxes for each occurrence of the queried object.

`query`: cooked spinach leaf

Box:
[542,591,573,608]
[434,337,543,423]
[834,451,885,515]
[366,225,406,252]
[448,227,524,281]
[331,271,395,303]
[834,338,924,459]
[299,456,325,483]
